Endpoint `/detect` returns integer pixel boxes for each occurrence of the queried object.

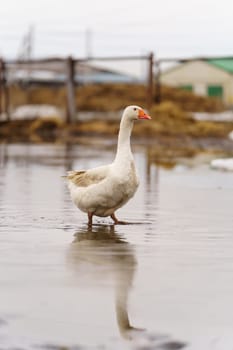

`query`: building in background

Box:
[161,58,233,105]
[7,61,140,86]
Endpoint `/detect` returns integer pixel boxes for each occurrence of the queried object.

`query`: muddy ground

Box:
[9,83,224,112]
[1,101,233,165]
[1,84,233,165]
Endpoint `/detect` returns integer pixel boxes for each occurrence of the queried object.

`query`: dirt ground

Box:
[9,83,225,112]
[1,84,232,164]
[1,102,233,164]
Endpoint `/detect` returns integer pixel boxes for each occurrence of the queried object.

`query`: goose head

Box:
[123,105,151,121]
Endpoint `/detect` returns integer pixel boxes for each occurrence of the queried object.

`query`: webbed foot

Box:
[111,213,128,225]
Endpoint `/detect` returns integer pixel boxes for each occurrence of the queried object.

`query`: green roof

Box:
[208,58,233,73]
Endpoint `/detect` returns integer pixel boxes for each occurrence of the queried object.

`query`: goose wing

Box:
[66,165,110,187]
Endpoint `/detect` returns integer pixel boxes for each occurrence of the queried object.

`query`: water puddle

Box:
[1,142,233,349]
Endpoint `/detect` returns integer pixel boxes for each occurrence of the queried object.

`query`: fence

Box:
[0,53,155,123]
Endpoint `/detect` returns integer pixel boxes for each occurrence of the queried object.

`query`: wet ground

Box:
[0,141,233,350]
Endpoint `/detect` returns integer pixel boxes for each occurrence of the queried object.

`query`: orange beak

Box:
[138,108,152,120]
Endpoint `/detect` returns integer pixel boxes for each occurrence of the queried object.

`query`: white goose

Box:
[66,105,151,225]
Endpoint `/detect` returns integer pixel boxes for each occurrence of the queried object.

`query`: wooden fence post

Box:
[154,58,161,104]
[66,56,76,124]
[0,59,3,117]
[0,59,10,121]
[147,52,154,110]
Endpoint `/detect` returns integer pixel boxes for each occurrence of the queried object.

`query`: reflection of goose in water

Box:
[67,224,139,339]
[67,225,186,349]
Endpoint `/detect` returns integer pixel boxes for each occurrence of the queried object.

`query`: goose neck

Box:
[114,117,134,163]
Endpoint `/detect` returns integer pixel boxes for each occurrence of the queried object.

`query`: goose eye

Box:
[133,108,137,111]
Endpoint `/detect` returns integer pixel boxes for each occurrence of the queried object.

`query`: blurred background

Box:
[1,0,233,144]
[1,0,233,58]
[1,2,233,350]
[1,0,233,158]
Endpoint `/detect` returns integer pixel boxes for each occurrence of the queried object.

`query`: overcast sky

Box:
[0,0,233,60]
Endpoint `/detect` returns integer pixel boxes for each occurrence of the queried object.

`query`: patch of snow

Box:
[211,158,233,171]
[228,131,233,140]
[1,105,63,120]
[193,111,233,122]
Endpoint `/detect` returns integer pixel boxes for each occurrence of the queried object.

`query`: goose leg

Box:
[88,212,93,226]
[111,213,127,225]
